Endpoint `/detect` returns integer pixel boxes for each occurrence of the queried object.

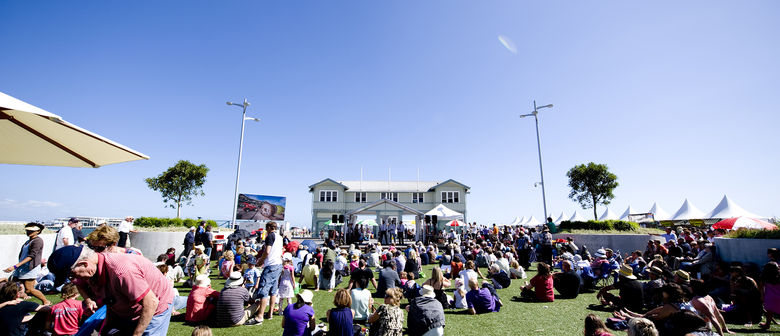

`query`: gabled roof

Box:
[428,179,470,192]
[339,180,439,192]
[308,178,348,191]
[345,198,425,216]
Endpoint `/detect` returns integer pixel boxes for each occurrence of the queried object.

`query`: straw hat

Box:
[614,264,637,280]
[225,271,244,287]
[195,274,211,287]
[648,266,663,277]
[297,289,314,303]
[594,249,607,259]
[193,244,205,252]
[420,285,435,298]
[674,270,690,282]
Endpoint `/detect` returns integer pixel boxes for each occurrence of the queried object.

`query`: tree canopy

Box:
[566,162,619,220]
[145,160,209,218]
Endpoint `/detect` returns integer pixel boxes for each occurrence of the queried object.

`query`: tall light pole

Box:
[520,100,553,222]
[227,99,260,229]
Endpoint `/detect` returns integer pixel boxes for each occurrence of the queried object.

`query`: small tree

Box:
[566,162,619,220]
[145,160,209,218]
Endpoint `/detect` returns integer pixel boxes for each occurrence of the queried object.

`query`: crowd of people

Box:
[0,218,778,336]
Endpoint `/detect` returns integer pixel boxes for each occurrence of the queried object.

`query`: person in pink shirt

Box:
[349,254,359,274]
[220,251,235,279]
[186,274,220,323]
[49,283,83,336]
[71,248,174,336]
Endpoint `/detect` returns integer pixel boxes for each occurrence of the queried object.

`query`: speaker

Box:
[432,215,438,224]
[332,214,338,223]
[425,215,431,224]
[338,215,345,223]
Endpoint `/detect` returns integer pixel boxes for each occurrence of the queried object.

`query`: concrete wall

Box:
[551,233,665,256]
[714,237,780,266]
[129,231,188,262]
[0,233,57,271]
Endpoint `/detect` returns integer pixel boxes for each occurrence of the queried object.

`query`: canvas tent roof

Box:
[554,211,568,223]
[649,202,671,221]
[618,206,640,220]
[523,216,543,227]
[598,208,619,221]
[671,199,705,221]
[569,212,587,222]
[424,204,464,221]
[509,216,526,226]
[704,195,762,219]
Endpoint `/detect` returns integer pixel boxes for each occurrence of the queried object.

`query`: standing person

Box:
[397,221,405,245]
[4,222,50,305]
[72,221,85,246]
[70,248,175,335]
[117,215,137,248]
[245,221,284,326]
[182,226,196,259]
[540,227,554,265]
[54,218,78,251]
[201,225,214,258]
[378,221,387,245]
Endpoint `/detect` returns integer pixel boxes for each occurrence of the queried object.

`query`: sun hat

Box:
[614,264,637,280]
[225,271,244,287]
[351,254,359,261]
[154,261,166,267]
[195,274,211,287]
[594,249,607,259]
[24,222,44,232]
[282,252,293,261]
[193,244,205,252]
[297,289,314,304]
[189,226,196,231]
[648,266,663,276]
[420,285,435,298]
[674,270,690,282]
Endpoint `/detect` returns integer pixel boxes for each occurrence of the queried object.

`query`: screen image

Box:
[237,194,286,221]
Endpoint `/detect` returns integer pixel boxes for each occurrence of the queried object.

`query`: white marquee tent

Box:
[598,208,619,220]
[554,211,569,223]
[509,216,526,226]
[425,204,464,221]
[569,211,587,222]
[649,202,672,221]
[523,216,543,227]
[618,206,641,221]
[671,199,705,221]
[704,195,762,219]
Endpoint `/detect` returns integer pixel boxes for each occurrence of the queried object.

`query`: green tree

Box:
[145,160,209,218]
[566,162,619,220]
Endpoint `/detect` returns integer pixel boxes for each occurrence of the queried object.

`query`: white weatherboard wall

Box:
[0,233,57,270]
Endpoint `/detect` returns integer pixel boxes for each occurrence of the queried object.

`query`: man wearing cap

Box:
[181,226,196,259]
[54,218,78,251]
[186,274,219,323]
[117,216,138,248]
[70,247,174,336]
[406,285,445,336]
[245,221,284,325]
[643,266,665,308]
[596,264,644,312]
[4,222,50,305]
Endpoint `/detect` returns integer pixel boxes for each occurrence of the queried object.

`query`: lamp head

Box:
[226,101,233,106]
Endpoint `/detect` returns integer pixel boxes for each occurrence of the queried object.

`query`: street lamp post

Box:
[520,100,553,222]
[227,99,260,229]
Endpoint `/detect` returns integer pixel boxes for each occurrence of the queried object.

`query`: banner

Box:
[237,194,286,220]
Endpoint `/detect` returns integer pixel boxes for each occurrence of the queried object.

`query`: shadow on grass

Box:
[444,309,472,315]
[728,327,780,334]
[585,304,615,312]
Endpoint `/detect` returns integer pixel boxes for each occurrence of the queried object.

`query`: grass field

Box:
[41,263,777,336]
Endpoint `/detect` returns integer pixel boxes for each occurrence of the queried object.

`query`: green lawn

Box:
[42,263,776,336]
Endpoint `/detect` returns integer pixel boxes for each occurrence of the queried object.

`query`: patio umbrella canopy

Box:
[0,91,149,167]
[712,217,777,231]
[446,219,465,226]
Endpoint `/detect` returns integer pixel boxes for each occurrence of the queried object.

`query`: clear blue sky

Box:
[2,1,779,225]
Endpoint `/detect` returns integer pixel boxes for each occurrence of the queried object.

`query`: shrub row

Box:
[134,217,217,228]
[558,219,639,232]
[725,227,780,239]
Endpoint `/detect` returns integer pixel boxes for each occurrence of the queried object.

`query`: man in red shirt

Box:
[186,274,219,323]
[71,248,174,336]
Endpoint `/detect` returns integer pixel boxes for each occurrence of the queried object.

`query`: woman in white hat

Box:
[281,289,316,336]
[3,223,50,305]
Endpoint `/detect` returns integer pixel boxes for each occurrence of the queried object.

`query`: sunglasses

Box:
[88,243,107,253]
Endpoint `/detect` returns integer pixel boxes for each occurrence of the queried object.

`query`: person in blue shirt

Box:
[243,258,262,295]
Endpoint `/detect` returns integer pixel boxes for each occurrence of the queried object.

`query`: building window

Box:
[381,192,398,202]
[355,192,366,203]
[319,190,338,202]
[412,192,424,203]
[441,191,459,203]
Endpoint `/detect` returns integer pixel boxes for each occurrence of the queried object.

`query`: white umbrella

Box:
[357,219,377,226]
[0,91,148,167]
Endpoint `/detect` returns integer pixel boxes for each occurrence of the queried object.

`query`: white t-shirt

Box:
[54,226,74,250]
[263,231,283,267]
[459,269,478,291]
[117,220,134,233]
[351,288,371,320]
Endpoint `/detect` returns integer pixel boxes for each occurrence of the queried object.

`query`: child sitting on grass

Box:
[49,283,83,336]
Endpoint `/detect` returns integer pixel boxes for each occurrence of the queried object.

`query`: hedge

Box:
[134,217,217,228]
[558,219,639,232]
[725,227,780,239]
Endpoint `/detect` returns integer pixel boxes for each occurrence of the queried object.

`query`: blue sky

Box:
[1,1,779,225]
